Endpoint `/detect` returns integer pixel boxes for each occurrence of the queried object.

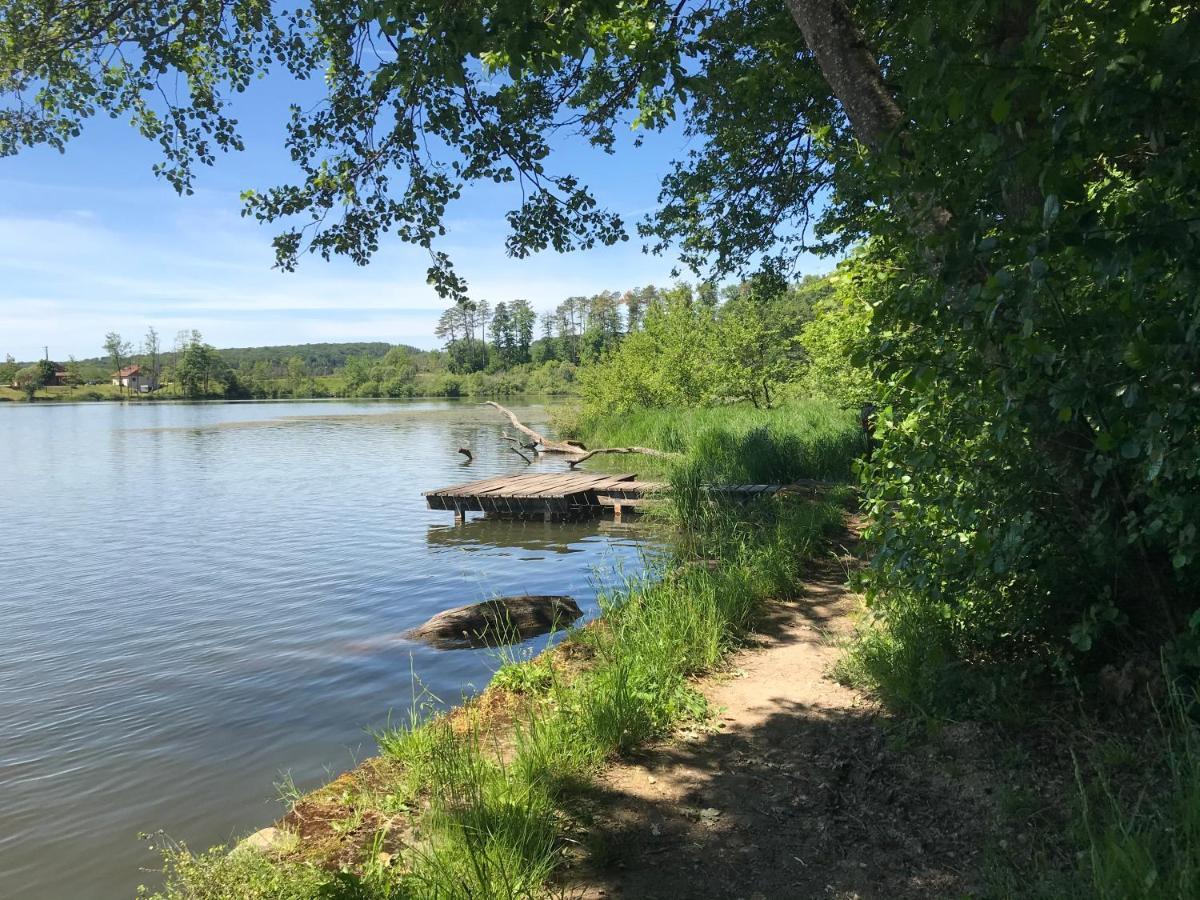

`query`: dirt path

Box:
[561,529,1003,899]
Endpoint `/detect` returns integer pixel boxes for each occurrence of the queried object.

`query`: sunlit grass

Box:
[562,398,861,483]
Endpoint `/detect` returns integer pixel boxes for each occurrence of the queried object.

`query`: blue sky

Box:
[0,71,829,361]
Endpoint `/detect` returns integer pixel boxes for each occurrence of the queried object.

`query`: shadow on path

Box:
[558,538,1010,899]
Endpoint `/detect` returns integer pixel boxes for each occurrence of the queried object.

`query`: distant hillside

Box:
[218,342,418,374]
[63,341,423,377]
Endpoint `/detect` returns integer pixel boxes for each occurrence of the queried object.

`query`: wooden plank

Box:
[448,475,518,496]
[476,477,537,497]
[487,475,561,499]
[595,495,654,507]
[475,473,559,498]
[427,475,508,497]
[612,481,667,495]
[527,473,607,498]
[588,475,640,491]
[428,473,794,517]
[516,474,577,496]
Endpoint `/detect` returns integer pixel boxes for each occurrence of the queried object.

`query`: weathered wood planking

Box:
[424,472,641,518]
[424,473,815,521]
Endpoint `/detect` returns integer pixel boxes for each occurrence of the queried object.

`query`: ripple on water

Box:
[0,400,660,899]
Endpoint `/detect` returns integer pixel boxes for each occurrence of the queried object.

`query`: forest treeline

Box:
[3,275,836,402]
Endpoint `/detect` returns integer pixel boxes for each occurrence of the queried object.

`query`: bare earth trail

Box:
[562,525,1007,899]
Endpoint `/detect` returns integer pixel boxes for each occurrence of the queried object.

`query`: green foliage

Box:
[12,363,43,400]
[578,281,820,415]
[488,299,537,367]
[1,1,311,196]
[796,268,876,409]
[836,0,1200,700]
[571,399,860,485]
[490,656,554,696]
[175,341,231,398]
[712,292,798,409]
[0,353,18,385]
[103,331,132,384]
[138,842,342,899]
[221,342,399,375]
[578,284,716,411]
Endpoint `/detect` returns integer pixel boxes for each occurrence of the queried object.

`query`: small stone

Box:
[699,807,722,820]
[648,775,657,784]
[241,827,280,853]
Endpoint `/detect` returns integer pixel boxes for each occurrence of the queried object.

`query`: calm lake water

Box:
[0,400,655,899]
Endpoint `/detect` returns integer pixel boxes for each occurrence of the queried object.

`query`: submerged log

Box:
[484,401,586,454]
[405,595,583,650]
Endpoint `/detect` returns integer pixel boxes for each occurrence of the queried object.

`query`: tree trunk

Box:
[786,0,951,230]
[784,0,900,151]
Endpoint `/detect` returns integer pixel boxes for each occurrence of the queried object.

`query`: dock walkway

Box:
[424,472,791,522]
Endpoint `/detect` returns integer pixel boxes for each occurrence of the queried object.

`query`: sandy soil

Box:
[560,526,1008,899]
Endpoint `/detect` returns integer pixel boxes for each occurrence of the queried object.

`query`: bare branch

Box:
[567,447,681,468]
[484,401,586,454]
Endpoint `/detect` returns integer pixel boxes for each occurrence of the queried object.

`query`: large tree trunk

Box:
[786,1,951,231]
[784,0,900,151]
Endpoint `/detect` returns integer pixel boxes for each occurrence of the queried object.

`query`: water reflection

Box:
[425,518,645,551]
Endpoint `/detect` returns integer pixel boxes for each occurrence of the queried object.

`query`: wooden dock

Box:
[424,472,795,522]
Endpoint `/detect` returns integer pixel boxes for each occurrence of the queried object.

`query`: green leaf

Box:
[948,90,965,120]
[910,14,934,44]
[990,95,1011,124]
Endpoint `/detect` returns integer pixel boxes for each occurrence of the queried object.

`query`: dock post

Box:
[453,505,465,525]
[613,503,624,523]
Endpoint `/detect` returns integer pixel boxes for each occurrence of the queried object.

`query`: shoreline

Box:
[142,484,855,896]
[0,390,577,405]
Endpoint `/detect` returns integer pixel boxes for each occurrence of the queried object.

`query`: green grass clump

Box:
[1073,680,1200,900]
[139,843,351,899]
[489,656,555,696]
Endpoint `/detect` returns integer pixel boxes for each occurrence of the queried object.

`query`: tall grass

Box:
[1073,679,1200,899]
[144,400,857,899]
[562,398,862,483]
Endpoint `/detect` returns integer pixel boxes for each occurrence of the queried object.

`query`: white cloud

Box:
[0,198,686,359]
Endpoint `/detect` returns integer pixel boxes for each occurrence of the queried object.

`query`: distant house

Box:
[112,365,157,392]
[8,362,71,388]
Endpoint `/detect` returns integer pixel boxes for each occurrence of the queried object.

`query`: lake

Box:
[0,400,655,899]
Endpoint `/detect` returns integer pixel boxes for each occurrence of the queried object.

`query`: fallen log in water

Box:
[405,595,584,650]
[484,402,678,467]
[484,401,587,453]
